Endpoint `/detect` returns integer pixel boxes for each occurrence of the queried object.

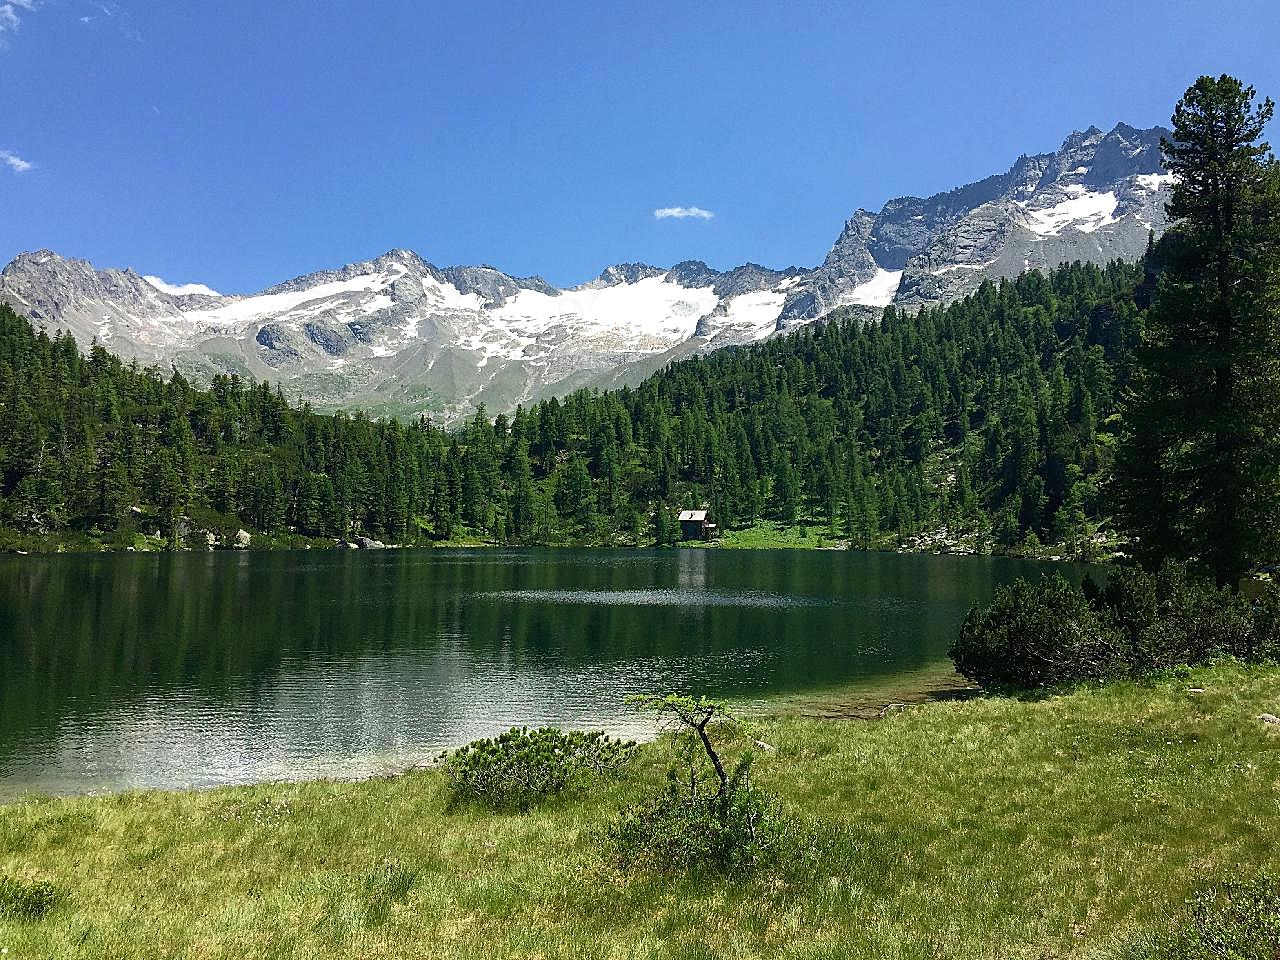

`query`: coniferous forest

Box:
[0,255,1148,555]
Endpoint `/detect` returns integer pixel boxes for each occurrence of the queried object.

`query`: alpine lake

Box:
[0,547,1083,798]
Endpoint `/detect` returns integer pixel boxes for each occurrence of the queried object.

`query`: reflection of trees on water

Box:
[0,549,1080,790]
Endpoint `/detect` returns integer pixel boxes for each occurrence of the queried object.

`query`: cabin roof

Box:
[678,510,708,522]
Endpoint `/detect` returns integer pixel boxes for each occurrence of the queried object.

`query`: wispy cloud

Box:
[0,0,40,38]
[0,149,34,173]
[79,1,141,41]
[654,206,715,221]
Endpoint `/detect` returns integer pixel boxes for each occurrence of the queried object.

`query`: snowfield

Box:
[143,276,222,298]
[848,268,904,306]
[494,276,719,345]
[1023,191,1119,236]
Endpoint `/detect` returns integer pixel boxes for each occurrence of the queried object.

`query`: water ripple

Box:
[474,588,834,607]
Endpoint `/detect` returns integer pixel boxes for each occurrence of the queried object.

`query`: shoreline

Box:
[0,665,973,805]
[0,534,1110,564]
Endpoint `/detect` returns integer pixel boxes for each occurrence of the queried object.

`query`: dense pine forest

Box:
[0,256,1150,555]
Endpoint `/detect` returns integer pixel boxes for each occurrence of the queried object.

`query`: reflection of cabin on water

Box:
[678,509,717,541]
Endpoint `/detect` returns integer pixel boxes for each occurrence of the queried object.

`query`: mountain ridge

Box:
[0,121,1174,423]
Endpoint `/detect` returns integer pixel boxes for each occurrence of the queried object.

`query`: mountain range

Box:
[0,122,1173,423]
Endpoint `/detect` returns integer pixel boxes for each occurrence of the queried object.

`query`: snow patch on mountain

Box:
[1023,190,1119,236]
[719,289,790,340]
[493,276,719,345]
[848,268,904,306]
[182,270,401,327]
[1135,172,1176,191]
[144,276,222,298]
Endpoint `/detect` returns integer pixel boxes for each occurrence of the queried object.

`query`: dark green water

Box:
[0,548,1074,797]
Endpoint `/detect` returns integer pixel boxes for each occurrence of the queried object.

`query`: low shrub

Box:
[1249,587,1280,660]
[1112,874,1280,959]
[0,875,57,920]
[440,727,634,811]
[950,575,1126,691]
[610,772,786,875]
[953,563,1280,692]
[612,695,796,876]
[1090,563,1262,673]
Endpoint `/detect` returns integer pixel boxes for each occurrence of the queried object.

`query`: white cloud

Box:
[654,206,715,221]
[0,0,39,37]
[143,276,222,298]
[0,149,33,173]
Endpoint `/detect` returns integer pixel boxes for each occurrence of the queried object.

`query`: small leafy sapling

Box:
[629,694,746,799]
[613,694,783,873]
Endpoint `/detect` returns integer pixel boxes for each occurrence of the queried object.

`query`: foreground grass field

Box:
[1,662,1278,959]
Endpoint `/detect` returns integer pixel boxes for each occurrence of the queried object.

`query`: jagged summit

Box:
[0,121,1174,423]
[774,121,1173,327]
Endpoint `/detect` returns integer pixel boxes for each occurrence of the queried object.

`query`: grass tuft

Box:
[0,875,57,921]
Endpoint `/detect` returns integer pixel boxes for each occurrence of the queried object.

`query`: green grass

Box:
[691,520,850,550]
[2,662,1279,958]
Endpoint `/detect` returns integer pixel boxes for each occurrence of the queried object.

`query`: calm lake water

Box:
[0,548,1075,797]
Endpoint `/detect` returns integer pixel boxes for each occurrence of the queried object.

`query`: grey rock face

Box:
[892,124,1172,306]
[711,263,801,298]
[665,260,722,290]
[304,322,351,356]
[778,212,879,328]
[781,122,1172,323]
[441,265,558,307]
[576,263,666,290]
[254,324,301,365]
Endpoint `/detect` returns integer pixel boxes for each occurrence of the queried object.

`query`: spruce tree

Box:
[1117,75,1280,583]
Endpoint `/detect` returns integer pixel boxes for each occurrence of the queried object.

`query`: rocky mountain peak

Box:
[579,263,666,290]
[442,264,558,307]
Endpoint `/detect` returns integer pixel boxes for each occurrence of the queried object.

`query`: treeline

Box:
[0,256,1149,551]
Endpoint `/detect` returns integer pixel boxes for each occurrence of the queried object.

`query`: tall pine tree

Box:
[1117,75,1280,583]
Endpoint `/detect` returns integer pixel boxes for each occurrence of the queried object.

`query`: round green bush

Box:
[1090,561,1275,673]
[440,726,634,811]
[950,575,1126,691]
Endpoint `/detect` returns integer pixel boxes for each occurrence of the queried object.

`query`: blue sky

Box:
[2,1,1279,292]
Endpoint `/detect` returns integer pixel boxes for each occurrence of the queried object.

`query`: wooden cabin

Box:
[678,509,717,541]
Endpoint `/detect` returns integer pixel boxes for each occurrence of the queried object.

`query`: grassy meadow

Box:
[1,661,1278,958]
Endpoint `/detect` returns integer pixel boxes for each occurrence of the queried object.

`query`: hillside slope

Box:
[0,257,1148,554]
